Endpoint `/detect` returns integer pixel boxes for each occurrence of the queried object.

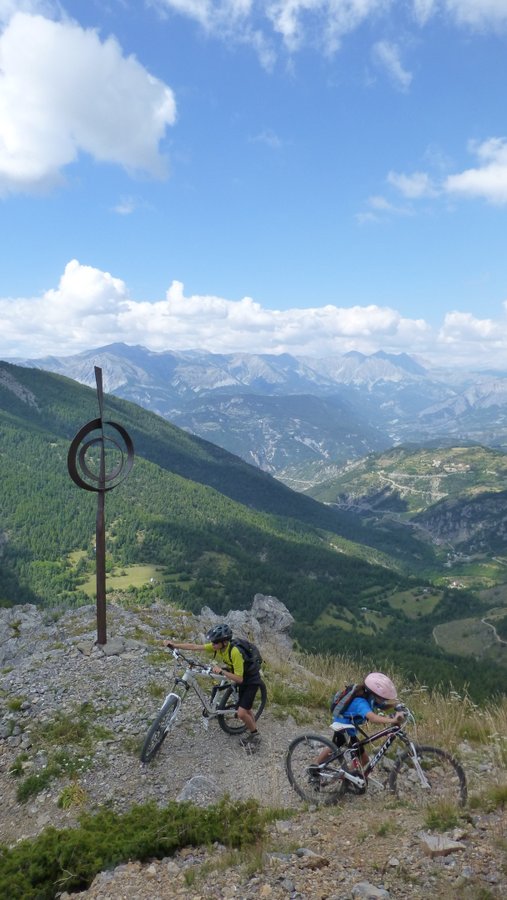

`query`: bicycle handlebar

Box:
[167,647,221,678]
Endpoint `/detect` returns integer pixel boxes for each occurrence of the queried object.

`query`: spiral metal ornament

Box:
[67,418,134,492]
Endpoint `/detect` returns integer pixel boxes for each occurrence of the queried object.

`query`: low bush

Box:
[0,798,266,899]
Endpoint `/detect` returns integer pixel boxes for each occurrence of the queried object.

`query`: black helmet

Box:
[207,623,232,643]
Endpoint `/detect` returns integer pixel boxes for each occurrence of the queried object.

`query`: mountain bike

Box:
[285,705,467,808]
[140,648,267,763]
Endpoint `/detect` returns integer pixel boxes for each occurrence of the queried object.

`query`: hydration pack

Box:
[330,683,357,716]
[230,638,263,674]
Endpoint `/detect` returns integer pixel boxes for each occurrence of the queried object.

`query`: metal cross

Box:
[67,367,134,644]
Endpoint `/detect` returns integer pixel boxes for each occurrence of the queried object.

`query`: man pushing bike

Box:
[164,623,264,751]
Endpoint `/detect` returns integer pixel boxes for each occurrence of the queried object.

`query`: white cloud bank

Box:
[0,12,176,194]
[2,259,507,369]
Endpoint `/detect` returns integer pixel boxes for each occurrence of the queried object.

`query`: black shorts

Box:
[332,730,356,749]
[237,681,260,711]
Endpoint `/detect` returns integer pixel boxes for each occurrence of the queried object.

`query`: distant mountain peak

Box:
[372,350,427,375]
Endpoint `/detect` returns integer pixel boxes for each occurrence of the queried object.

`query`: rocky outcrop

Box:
[200,593,295,652]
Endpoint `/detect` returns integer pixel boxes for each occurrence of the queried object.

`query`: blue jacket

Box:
[334,692,386,735]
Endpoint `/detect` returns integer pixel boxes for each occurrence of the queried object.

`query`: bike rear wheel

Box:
[285,733,347,806]
[389,744,467,807]
[217,681,267,734]
[140,694,180,763]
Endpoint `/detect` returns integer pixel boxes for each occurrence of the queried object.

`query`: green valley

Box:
[1,362,506,700]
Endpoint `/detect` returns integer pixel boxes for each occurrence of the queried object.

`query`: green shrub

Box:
[36,704,94,746]
[7,697,24,712]
[0,798,266,899]
[424,801,461,831]
[57,782,88,810]
[147,681,166,699]
[8,753,29,778]
[16,770,54,803]
[469,783,507,812]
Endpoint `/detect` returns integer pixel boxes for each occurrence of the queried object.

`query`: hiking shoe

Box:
[307,765,322,787]
[240,731,261,749]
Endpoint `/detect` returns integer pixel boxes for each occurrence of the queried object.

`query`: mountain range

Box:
[12,343,507,488]
[1,359,506,698]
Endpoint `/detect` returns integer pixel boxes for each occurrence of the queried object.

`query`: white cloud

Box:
[436,310,507,366]
[112,196,139,216]
[378,138,507,209]
[266,0,389,54]
[2,259,507,368]
[443,0,507,28]
[412,0,437,25]
[440,310,497,340]
[249,128,283,148]
[388,170,437,198]
[372,40,412,91]
[152,0,276,68]
[413,0,507,29]
[150,0,507,66]
[152,0,397,59]
[0,12,176,195]
[444,138,507,204]
[0,0,54,25]
[355,192,414,222]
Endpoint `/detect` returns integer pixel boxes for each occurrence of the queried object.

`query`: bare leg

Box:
[315,746,332,765]
[237,706,257,732]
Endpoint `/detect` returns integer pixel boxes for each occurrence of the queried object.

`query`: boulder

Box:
[200,593,294,651]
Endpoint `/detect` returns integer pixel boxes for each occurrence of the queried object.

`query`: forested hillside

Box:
[0,363,402,617]
[1,362,505,699]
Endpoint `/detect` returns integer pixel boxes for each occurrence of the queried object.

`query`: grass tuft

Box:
[424,801,461,831]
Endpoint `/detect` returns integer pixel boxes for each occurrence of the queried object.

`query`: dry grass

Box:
[266,650,507,759]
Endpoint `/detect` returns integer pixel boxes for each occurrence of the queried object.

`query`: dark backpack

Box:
[330,683,357,716]
[230,638,263,675]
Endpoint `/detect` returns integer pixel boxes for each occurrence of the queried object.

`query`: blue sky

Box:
[1,0,507,368]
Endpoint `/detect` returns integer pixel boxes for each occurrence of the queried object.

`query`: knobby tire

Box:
[285,733,347,806]
[140,694,180,763]
[217,681,267,735]
[389,744,467,807]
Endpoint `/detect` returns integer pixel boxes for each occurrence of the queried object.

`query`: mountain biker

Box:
[313,672,404,771]
[164,623,264,750]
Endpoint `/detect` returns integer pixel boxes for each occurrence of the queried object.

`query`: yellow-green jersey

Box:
[203,642,245,679]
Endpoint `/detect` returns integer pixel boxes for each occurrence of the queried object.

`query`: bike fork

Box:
[407,743,431,789]
[162,692,182,731]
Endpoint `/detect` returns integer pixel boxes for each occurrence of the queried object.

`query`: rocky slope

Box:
[1,599,506,899]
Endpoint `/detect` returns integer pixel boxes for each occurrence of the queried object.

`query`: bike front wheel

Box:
[216,681,267,735]
[140,694,180,763]
[285,733,347,806]
[389,744,467,808]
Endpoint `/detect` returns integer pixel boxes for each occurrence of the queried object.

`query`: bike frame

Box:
[173,670,239,718]
[321,719,431,791]
[163,651,240,722]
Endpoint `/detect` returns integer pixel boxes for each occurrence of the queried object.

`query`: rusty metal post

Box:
[67,366,134,646]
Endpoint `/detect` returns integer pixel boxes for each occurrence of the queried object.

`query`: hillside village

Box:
[1,596,506,899]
